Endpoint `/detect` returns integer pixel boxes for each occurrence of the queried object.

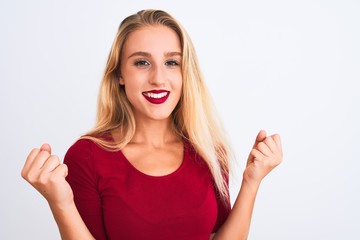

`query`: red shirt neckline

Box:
[117,142,188,179]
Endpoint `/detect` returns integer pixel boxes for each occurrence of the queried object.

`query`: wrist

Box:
[48,200,95,240]
[48,199,76,213]
[241,176,261,192]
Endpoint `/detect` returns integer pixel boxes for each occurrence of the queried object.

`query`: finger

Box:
[271,134,282,149]
[257,142,273,157]
[269,134,283,157]
[40,143,51,154]
[252,130,267,149]
[52,164,68,178]
[29,150,51,170]
[21,148,40,178]
[40,155,61,173]
[263,136,278,154]
[250,148,265,161]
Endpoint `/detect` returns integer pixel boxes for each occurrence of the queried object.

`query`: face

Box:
[119,25,182,123]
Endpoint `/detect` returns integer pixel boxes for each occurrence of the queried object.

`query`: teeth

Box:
[144,92,168,99]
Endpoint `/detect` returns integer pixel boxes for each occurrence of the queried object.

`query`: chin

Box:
[149,113,173,121]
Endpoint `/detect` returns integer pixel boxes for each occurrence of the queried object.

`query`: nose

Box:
[149,64,166,86]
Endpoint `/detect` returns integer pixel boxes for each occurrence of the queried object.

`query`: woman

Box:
[21,9,282,240]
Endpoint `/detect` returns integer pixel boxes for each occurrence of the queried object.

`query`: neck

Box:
[131,118,181,148]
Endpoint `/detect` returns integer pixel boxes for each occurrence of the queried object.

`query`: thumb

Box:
[40,143,51,154]
[252,130,267,148]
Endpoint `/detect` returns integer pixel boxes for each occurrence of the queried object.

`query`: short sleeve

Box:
[64,139,107,240]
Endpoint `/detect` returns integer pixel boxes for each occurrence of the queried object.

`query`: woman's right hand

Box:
[21,144,74,209]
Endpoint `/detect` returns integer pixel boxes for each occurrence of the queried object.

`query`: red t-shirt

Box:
[64,138,230,240]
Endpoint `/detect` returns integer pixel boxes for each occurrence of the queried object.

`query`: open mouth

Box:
[142,90,170,104]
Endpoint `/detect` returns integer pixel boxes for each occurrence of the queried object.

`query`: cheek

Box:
[122,74,147,103]
[124,81,139,100]
[123,72,143,89]
[176,78,183,94]
[171,72,183,90]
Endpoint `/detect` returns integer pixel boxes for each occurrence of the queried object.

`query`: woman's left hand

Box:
[243,130,283,184]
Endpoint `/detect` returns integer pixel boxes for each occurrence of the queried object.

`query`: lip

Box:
[142,90,170,104]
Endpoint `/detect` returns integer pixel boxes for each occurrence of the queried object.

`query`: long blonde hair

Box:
[83,9,232,202]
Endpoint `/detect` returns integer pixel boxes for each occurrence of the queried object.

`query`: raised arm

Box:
[21,144,95,240]
[213,130,283,240]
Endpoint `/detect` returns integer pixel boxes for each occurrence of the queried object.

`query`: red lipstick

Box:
[142,90,170,104]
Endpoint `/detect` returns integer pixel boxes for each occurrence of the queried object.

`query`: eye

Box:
[165,60,180,67]
[134,59,150,67]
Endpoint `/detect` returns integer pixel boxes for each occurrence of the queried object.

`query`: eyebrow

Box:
[128,51,182,59]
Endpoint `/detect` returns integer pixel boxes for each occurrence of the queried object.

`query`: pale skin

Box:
[21,25,282,240]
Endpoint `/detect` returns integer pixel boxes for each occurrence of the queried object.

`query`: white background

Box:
[1,0,359,239]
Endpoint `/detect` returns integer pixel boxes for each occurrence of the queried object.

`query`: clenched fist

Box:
[244,130,283,184]
[21,144,74,209]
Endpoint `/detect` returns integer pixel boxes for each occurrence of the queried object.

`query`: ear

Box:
[119,76,125,85]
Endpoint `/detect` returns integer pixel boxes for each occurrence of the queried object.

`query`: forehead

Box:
[122,25,181,56]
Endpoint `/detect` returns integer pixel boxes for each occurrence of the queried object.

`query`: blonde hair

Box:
[83,9,232,202]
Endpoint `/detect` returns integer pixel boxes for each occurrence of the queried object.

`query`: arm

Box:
[21,144,95,240]
[213,130,283,240]
[50,201,95,240]
[213,177,260,240]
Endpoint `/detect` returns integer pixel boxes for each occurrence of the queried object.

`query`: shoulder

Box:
[64,138,108,164]
[63,139,93,166]
[64,137,116,179]
[65,138,95,157]
[63,139,103,189]
[64,134,118,163]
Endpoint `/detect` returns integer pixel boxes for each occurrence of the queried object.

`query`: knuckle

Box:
[250,149,258,156]
[61,164,68,172]
[48,155,60,165]
[21,171,34,182]
[255,160,265,168]
[274,134,281,143]
[273,157,282,166]
[27,172,39,184]
[51,155,61,163]
[257,142,265,148]
[20,169,27,179]
[38,173,49,185]
[48,175,59,185]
